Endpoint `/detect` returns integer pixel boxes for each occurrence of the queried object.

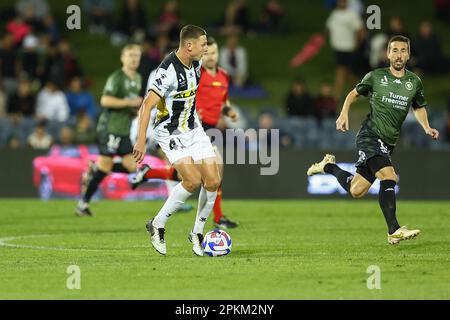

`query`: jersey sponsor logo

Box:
[405,81,413,91]
[380,75,388,86]
[173,89,197,99]
[393,79,402,84]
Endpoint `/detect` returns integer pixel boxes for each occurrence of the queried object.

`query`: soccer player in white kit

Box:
[133,25,220,256]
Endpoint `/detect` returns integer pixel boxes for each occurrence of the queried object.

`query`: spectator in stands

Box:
[72,111,97,145]
[36,80,69,123]
[27,119,52,150]
[7,77,36,118]
[433,0,450,24]
[0,84,7,118]
[157,0,182,42]
[314,82,337,123]
[58,126,74,145]
[387,16,410,39]
[115,0,147,42]
[258,0,285,34]
[65,77,98,121]
[412,21,450,75]
[219,34,248,88]
[41,43,65,88]
[16,0,50,31]
[6,16,31,46]
[7,135,24,149]
[21,33,40,79]
[325,0,364,100]
[42,14,60,44]
[59,39,83,87]
[0,34,21,95]
[83,0,115,34]
[257,110,293,149]
[284,79,315,117]
[220,0,252,36]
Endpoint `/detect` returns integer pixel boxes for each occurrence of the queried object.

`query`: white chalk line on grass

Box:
[0,234,157,252]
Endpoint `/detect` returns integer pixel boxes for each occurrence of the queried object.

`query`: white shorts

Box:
[154,126,216,164]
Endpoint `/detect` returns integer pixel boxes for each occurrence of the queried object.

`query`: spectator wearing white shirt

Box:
[36,80,70,122]
[326,0,364,100]
[219,34,248,88]
[28,120,53,150]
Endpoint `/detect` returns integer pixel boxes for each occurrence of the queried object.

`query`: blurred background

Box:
[0,0,449,200]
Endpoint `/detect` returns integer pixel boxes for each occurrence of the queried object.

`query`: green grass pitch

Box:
[0,199,449,299]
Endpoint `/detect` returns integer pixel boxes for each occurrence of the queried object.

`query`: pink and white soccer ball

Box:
[202,229,232,256]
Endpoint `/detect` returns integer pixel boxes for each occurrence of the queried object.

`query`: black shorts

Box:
[202,122,216,132]
[355,129,395,183]
[334,50,354,68]
[202,122,219,144]
[98,133,133,157]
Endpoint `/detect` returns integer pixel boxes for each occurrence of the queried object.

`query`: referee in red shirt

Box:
[196,36,239,229]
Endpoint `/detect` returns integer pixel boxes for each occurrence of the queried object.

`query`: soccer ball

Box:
[202,229,232,257]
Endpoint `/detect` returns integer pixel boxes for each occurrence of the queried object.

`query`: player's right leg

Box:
[76,155,113,216]
[146,157,202,255]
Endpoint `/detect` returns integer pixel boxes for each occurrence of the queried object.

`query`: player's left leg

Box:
[188,156,221,255]
[370,158,420,244]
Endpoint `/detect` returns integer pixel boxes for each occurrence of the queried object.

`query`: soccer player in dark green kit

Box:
[307,36,440,244]
[76,44,143,216]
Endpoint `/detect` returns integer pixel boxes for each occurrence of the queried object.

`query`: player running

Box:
[76,44,143,216]
[133,25,220,256]
[132,37,239,229]
[307,36,439,245]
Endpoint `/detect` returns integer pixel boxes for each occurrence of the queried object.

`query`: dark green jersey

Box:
[355,68,427,146]
[97,69,142,136]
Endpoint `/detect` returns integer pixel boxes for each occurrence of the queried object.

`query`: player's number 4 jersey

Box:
[148,52,202,135]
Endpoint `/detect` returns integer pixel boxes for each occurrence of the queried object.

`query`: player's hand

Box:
[129,97,143,108]
[228,110,239,122]
[425,127,439,140]
[133,140,147,164]
[336,113,349,132]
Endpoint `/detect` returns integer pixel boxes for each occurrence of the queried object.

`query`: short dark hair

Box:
[388,35,410,52]
[180,25,206,43]
[207,36,217,46]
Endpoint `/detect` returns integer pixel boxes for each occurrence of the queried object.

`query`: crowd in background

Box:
[0,0,449,152]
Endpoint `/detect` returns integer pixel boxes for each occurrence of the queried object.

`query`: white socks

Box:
[193,186,218,235]
[153,183,192,229]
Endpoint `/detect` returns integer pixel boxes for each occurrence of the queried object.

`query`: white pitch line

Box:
[0,234,151,252]
[0,234,182,252]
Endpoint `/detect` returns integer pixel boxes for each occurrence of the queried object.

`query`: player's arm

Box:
[337,71,373,132]
[100,95,142,109]
[336,89,360,132]
[132,90,161,163]
[412,107,439,140]
[411,79,438,140]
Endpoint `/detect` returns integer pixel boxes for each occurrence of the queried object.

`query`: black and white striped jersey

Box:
[148,51,202,135]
